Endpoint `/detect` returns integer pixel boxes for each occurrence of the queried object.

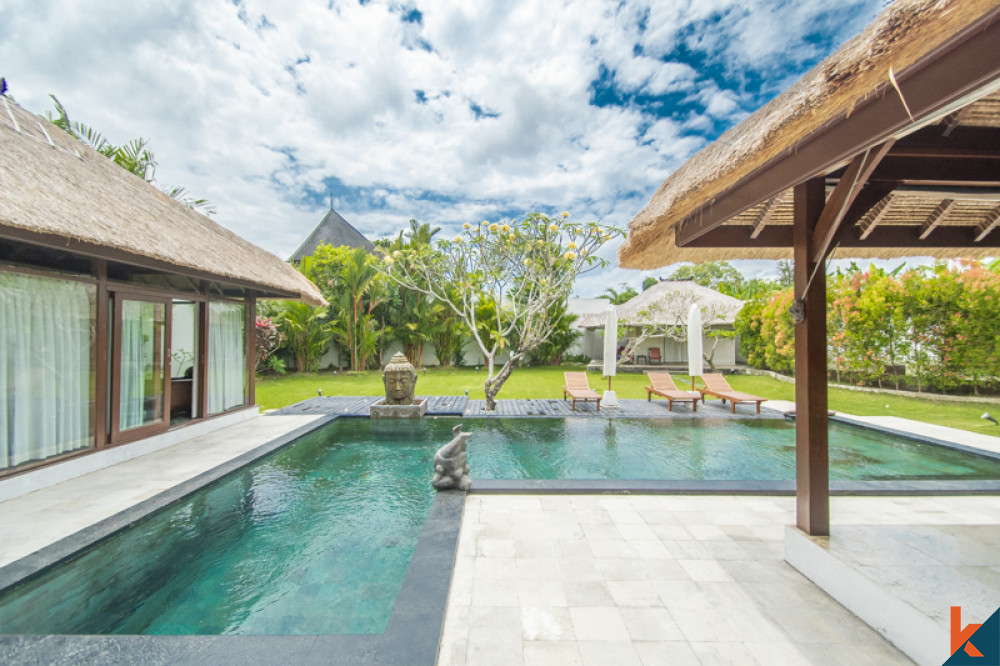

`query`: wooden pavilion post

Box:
[793,177,830,536]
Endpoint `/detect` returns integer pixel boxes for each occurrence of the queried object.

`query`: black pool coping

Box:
[0,417,466,666]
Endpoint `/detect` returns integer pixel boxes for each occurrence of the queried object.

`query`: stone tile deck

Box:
[439,494,1000,666]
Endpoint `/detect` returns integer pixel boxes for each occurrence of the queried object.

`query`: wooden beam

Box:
[919,199,957,239]
[889,126,1000,158]
[868,157,1000,185]
[94,260,109,448]
[976,205,1000,242]
[750,197,780,239]
[794,177,829,537]
[810,141,894,263]
[245,294,256,408]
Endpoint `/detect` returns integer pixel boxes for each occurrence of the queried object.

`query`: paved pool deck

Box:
[0,400,998,664]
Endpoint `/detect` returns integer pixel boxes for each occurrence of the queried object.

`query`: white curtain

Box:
[119,300,153,431]
[0,271,94,469]
[207,301,245,415]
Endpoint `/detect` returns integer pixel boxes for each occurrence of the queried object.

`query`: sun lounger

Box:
[645,372,698,411]
[697,373,767,414]
[563,372,601,411]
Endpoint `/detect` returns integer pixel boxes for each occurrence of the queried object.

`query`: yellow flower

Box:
[602,234,611,241]
[454,235,463,242]
[500,224,511,233]
[564,251,576,260]
[580,248,589,256]
[567,241,577,250]
[523,258,531,265]
[463,222,472,229]
[481,220,489,226]
[489,223,499,232]
[508,234,515,240]
[392,251,401,258]
[548,224,558,233]
[561,211,570,218]
[383,255,394,263]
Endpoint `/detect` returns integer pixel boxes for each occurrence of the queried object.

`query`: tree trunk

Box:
[483,356,516,411]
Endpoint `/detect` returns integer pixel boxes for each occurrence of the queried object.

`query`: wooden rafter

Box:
[858,192,895,240]
[975,205,1000,242]
[919,199,957,239]
[750,197,780,239]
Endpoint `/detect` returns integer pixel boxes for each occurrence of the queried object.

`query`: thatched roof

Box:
[620,0,1000,269]
[289,207,375,261]
[578,281,743,328]
[0,96,325,306]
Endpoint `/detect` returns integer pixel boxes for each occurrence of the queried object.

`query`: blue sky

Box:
[0,0,886,296]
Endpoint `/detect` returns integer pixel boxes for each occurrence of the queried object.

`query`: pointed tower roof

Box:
[289,208,375,261]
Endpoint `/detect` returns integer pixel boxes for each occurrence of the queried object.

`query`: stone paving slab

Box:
[437,494,952,666]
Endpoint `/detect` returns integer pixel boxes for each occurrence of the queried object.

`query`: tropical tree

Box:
[273,301,332,373]
[526,302,580,366]
[45,96,215,214]
[667,261,745,292]
[384,212,623,409]
[254,315,284,374]
[602,283,639,305]
[306,245,388,371]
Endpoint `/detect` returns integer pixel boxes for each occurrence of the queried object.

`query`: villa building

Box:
[0,95,323,481]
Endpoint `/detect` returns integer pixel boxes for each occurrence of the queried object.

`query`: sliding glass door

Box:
[0,271,95,471]
[111,295,169,441]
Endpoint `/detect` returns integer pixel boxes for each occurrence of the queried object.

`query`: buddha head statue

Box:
[382,352,417,405]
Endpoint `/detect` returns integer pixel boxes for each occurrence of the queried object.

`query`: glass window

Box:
[0,271,95,470]
[207,301,245,415]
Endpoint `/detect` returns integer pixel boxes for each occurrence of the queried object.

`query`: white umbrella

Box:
[687,303,703,390]
[602,304,619,408]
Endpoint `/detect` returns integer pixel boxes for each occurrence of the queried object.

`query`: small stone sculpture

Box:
[432,424,472,491]
[383,352,417,405]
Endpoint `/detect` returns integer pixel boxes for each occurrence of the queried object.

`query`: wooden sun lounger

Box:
[697,373,767,414]
[563,372,601,411]
[645,372,698,411]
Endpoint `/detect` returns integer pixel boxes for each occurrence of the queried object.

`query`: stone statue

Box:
[432,424,472,491]
[382,352,417,406]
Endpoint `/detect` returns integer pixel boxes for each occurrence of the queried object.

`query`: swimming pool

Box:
[0,420,438,636]
[2,415,998,638]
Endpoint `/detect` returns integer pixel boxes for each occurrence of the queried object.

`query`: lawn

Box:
[255,366,1000,436]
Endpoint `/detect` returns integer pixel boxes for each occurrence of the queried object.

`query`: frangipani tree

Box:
[383,212,623,410]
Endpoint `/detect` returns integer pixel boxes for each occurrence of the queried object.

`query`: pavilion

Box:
[619,0,1000,661]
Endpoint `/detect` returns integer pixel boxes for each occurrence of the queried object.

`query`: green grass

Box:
[255,366,1000,437]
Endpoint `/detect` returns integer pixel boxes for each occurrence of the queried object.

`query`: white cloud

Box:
[0,0,882,283]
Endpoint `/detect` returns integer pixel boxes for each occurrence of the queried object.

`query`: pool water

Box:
[458,417,1000,481]
[2,416,998,637]
[0,421,437,635]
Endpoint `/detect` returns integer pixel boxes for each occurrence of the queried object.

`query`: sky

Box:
[0,0,890,297]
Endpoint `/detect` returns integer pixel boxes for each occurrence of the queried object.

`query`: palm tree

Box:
[45,96,215,215]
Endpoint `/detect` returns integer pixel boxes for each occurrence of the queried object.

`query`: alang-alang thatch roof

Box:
[619,0,1000,269]
[0,96,325,306]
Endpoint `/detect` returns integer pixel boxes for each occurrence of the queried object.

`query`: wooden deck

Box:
[271,396,770,419]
